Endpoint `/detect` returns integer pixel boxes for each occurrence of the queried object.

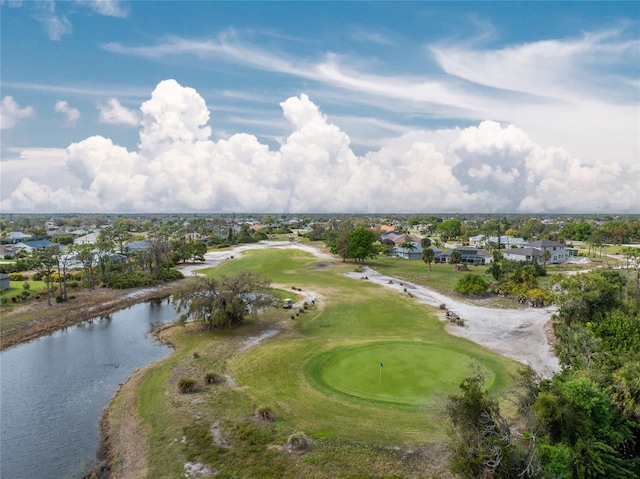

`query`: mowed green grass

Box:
[203,248,520,444]
[313,342,491,406]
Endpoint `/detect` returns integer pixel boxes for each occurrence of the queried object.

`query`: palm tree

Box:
[450,250,462,268]
[400,240,416,258]
[421,247,435,271]
[541,249,551,268]
[420,237,432,249]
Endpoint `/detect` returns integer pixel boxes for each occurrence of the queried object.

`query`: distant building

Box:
[14,240,59,254]
[5,231,32,243]
[0,273,9,291]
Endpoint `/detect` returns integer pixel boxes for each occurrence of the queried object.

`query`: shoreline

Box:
[0,282,178,351]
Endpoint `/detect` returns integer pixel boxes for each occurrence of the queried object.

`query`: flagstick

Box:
[379,363,382,383]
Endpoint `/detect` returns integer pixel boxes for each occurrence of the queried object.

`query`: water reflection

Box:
[0,298,176,479]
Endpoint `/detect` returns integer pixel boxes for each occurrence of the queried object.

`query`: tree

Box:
[399,240,416,255]
[421,247,435,271]
[437,219,462,242]
[420,237,432,249]
[447,373,526,479]
[73,244,97,290]
[171,272,278,330]
[33,247,57,306]
[454,273,489,296]
[347,227,377,263]
[450,250,462,268]
[541,249,551,268]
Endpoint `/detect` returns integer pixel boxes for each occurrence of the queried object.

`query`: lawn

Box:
[125,247,521,477]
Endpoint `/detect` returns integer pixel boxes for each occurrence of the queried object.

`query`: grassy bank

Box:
[106,247,520,478]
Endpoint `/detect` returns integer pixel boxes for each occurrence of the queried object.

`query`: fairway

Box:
[225,247,519,443]
[312,342,491,406]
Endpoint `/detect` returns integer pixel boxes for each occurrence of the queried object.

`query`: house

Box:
[123,239,151,253]
[469,234,526,249]
[0,273,9,291]
[503,247,543,263]
[14,240,59,254]
[380,232,421,246]
[0,244,17,259]
[525,240,566,264]
[5,231,32,243]
[393,242,424,260]
[73,232,100,245]
[435,247,493,265]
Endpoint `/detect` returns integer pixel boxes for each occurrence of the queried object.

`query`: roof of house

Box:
[505,247,543,257]
[124,239,151,251]
[19,240,58,249]
[526,240,565,248]
[7,231,32,240]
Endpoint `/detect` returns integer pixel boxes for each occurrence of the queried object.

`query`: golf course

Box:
[107,243,523,478]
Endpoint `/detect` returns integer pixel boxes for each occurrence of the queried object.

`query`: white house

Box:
[73,232,100,245]
[525,240,566,264]
[503,247,543,263]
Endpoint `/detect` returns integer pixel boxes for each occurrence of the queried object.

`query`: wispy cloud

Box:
[2,81,150,99]
[74,0,129,18]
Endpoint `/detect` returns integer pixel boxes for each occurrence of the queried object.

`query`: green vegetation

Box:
[454,273,489,296]
[446,268,640,478]
[123,247,520,478]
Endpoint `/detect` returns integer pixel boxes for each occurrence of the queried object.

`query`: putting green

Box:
[309,342,493,406]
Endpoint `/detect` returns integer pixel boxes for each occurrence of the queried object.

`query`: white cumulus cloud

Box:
[1,80,637,214]
[98,98,140,126]
[0,96,35,129]
[54,100,80,125]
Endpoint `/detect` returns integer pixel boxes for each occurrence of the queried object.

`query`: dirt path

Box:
[346,267,560,378]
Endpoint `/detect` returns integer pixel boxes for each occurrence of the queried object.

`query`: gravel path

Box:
[179,242,561,378]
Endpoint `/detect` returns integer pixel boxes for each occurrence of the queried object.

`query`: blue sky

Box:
[1,1,638,214]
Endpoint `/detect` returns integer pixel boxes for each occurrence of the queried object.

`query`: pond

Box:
[0,297,178,479]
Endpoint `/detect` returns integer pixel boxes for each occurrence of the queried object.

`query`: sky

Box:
[1,1,638,214]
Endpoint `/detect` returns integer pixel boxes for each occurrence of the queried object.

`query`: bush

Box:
[286,432,310,451]
[155,268,184,281]
[454,273,489,296]
[178,377,199,393]
[255,405,277,422]
[105,272,154,289]
[8,273,27,281]
[204,372,223,385]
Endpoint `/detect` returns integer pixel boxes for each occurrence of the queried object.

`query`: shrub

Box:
[204,372,223,385]
[11,296,17,303]
[255,405,277,422]
[8,273,27,281]
[178,377,199,394]
[439,303,447,310]
[454,273,489,296]
[105,272,154,289]
[20,291,30,300]
[286,432,310,451]
[68,281,79,288]
[155,268,184,281]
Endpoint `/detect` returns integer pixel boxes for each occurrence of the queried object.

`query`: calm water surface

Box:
[0,298,177,479]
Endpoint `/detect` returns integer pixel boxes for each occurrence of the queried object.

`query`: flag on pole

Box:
[380,362,383,368]
[379,362,383,382]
